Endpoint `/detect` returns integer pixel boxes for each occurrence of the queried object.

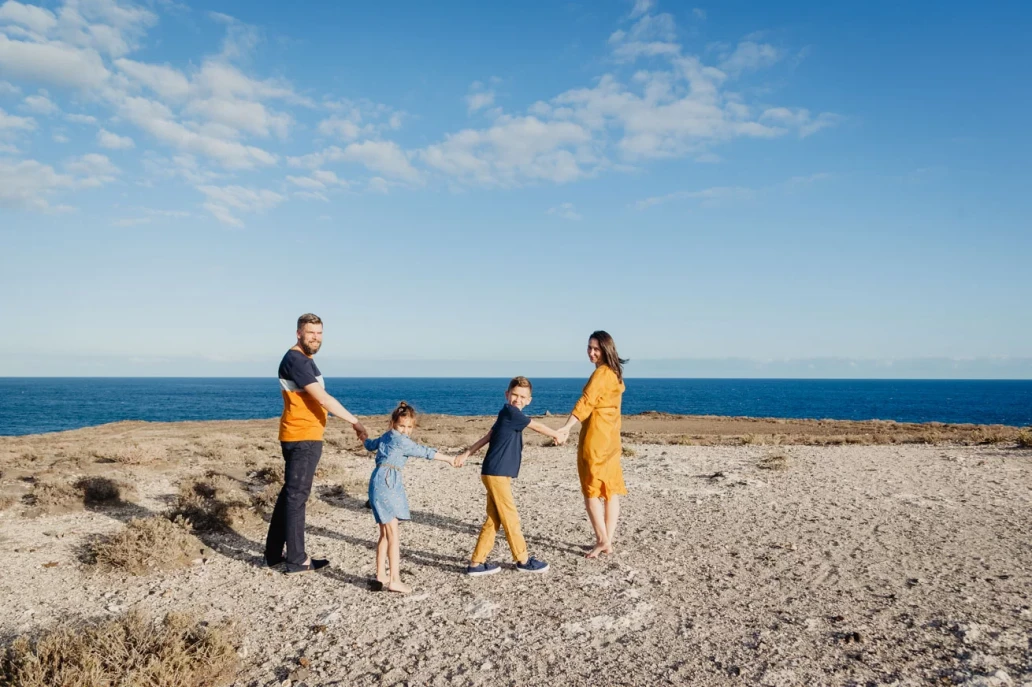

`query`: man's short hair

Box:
[507,376,532,393]
[297,313,322,330]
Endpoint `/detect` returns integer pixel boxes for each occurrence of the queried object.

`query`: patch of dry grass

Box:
[85,516,206,574]
[1017,429,1032,449]
[169,474,258,532]
[92,442,167,465]
[621,446,637,457]
[758,452,791,472]
[0,610,239,687]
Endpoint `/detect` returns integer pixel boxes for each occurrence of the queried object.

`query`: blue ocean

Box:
[1,378,1030,436]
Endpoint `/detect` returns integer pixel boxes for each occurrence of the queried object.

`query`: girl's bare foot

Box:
[585,542,613,558]
[386,581,412,594]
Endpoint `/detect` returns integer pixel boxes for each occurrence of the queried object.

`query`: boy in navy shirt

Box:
[457,376,565,575]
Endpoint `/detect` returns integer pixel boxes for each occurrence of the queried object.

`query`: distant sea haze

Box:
[1,378,1030,436]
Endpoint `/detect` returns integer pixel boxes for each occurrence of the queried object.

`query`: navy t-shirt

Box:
[481,404,532,478]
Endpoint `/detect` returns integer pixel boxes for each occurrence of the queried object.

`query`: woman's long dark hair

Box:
[590,330,628,383]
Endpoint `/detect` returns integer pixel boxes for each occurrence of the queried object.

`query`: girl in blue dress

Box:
[365,401,460,593]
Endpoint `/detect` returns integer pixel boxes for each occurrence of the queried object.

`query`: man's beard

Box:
[299,340,321,356]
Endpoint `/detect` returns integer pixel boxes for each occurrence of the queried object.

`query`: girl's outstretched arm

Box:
[363,436,382,452]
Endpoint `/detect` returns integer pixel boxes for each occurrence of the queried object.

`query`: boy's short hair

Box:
[297,313,322,329]
[507,376,532,393]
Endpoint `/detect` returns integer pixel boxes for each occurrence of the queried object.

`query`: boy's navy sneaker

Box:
[284,558,330,575]
[515,556,549,573]
[465,562,501,577]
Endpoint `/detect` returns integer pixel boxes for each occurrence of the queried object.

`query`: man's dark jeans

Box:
[265,440,322,568]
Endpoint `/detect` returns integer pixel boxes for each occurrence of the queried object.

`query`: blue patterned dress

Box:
[365,429,438,524]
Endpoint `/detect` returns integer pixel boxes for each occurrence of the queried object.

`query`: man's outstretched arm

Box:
[304,383,367,439]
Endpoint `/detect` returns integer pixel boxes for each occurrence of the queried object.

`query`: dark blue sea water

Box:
[0,378,1030,436]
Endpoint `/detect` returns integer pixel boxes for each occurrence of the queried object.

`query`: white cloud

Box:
[692,8,706,20]
[287,174,324,190]
[312,169,345,186]
[63,152,119,186]
[466,82,495,114]
[419,115,593,186]
[209,11,260,62]
[342,140,420,182]
[114,58,191,101]
[367,176,389,194]
[52,132,68,142]
[0,33,110,88]
[65,112,97,124]
[760,107,841,137]
[609,13,680,62]
[292,140,420,183]
[0,104,33,130]
[0,1,58,35]
[120,95,277,169]
[292,190,327,202]
[97,128,134,148]
[197,183,285,227]
[21,92,57,114]
[629,0,654,18]
[51,0,157,58]
[547,202,581,221]
[316,114,372,141]
[0,79,19,95]
[0,157,75,211]
[185,95,292,139]
[718,41,782,74]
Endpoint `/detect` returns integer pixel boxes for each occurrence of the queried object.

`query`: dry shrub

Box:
[169,475,257,532]
[621,446,637,458]
[73,476,134,506]
[758,452,791,472]
[249,465,283,485]
[974,428,1008,445]
[86,516,205,574]
[0,609,239,687]
[1017,430,1032,449]
[93,443,166,465]
[26,480,80,510]
[740,434,761,445]
[0,495,15,511]
[250,483,280,515]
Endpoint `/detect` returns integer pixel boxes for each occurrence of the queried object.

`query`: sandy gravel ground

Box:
[1,417,1030,686]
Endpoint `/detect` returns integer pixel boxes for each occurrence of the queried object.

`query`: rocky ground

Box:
[1,416,1030,686]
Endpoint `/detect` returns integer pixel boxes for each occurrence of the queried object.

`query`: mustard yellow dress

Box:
[572,365,626,499]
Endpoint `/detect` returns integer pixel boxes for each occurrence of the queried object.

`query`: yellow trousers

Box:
[471,475,527,564]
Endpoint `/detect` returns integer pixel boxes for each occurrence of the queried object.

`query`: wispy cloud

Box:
[547,202,582,221]
[635,172,831,210]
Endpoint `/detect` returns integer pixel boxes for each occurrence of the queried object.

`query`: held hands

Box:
[553,427,570,446]
[453,451,470,468]
[353,422,369,442]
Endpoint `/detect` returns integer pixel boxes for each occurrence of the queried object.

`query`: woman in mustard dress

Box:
[558,330,627,558]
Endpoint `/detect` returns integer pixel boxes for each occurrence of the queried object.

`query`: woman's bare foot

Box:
[385,581,412,594]
[585,542,613,558]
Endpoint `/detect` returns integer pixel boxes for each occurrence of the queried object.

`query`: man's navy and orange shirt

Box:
[278,349,327,442]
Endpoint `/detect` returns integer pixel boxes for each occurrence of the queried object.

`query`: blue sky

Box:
[0,0,1029,377]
